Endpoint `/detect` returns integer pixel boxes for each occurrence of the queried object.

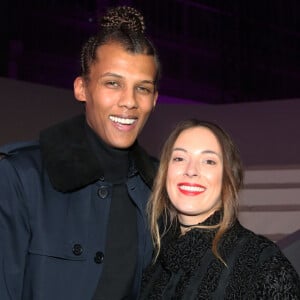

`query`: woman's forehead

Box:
[174,127,221,153]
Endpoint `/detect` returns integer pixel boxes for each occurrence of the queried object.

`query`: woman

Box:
[140,119,300,299]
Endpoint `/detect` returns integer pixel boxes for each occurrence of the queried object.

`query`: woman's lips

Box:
[177,182,206,196]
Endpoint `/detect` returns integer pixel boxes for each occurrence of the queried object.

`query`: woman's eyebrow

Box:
[173,148,222,158]
[172,147,187,153]
[201,150,222,159]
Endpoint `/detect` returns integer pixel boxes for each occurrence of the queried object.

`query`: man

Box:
[0,6,160,299]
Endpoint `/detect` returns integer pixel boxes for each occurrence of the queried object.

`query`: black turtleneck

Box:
[85,124,137,300]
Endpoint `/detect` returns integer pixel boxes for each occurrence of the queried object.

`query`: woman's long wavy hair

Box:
[148,119,244,263]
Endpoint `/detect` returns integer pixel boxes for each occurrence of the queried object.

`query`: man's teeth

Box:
[179,185,205,192]
[110,116,136,125]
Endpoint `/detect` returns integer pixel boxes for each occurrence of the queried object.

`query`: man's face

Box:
[74,42,158,148]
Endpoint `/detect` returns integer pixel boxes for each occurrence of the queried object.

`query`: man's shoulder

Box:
[0,141,41,163]
[0,141,43,186]
[0,115,84,162]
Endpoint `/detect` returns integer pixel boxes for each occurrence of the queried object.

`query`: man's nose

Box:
[118,87,138,109]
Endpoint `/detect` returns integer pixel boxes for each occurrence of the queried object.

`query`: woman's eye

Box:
[203,159,216,165]
[172,156,184,162]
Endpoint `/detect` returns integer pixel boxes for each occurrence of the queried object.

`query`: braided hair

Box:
[80,6,160,87]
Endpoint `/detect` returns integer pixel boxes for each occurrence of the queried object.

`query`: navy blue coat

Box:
[0,115,156,300]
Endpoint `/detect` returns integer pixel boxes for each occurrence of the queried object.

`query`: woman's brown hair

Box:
[148,119,244,263]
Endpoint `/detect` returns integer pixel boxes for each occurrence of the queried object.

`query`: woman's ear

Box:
[74,76,87,103]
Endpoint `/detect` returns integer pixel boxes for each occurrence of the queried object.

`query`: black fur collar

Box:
[39,115,157,192]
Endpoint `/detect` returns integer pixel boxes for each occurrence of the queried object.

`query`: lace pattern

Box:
[140,212,300,299]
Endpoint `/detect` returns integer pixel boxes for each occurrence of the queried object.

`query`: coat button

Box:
[97,186,108,199]
[72,244,83,256]
[94,251,104,264]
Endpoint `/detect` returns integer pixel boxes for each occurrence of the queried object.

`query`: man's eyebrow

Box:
[100,73,155,85]
[140,80,156,85]
[100,72,123,78]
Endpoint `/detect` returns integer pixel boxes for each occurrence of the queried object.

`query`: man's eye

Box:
[106,81,119,87]
[137,86,152,94]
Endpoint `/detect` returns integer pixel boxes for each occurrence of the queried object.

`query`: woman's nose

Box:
[184,161,199,177]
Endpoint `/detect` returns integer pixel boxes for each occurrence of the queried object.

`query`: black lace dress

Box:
[140,212,300,299]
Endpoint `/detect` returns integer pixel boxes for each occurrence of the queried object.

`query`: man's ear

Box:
[74,76,87,103]
[153,91,158,109]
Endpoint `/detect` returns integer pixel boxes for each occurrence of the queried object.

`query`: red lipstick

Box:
[177,182,206,196]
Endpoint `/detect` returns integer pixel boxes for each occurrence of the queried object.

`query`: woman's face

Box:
[166,126,223,225]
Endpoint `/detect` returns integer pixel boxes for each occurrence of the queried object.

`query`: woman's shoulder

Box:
[225,221,300,297]
[233,220,282,255]
[231,221,299,277]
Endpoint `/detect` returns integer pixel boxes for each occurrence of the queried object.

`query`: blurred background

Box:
[1,0,300,104]
[1,0,300,273]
